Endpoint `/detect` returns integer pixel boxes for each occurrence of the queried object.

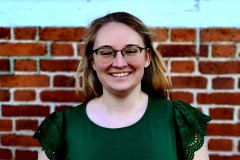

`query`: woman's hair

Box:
[76,12,172,102]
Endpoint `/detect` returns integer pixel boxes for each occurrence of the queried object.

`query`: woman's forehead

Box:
[93,22,144,48]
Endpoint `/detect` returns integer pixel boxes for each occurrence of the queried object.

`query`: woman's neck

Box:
[99,84,147,113]
[86,87,149,128]
[101,91,146,114]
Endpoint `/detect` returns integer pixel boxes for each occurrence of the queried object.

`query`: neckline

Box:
[84,96,151,131]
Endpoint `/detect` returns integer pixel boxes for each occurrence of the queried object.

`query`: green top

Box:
[34,97,211,160]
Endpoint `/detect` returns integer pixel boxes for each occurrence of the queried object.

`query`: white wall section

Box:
[0,0,239,27]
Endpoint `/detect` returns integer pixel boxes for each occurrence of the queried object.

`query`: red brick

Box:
[0,43,46,56]
[0,75,49,87]
[208,139,232,151]
[170,92,193,103]
[199,61,240,74]
[14,59,37,71]
[212,77,234,89]
[171,60,195,73]
[2,105,50,117]
[171,28,196,42]
[40,27,86,41]
[54,75,75,87]
[40,90,84,102]
[77,43,86,56]
[171,76,207,89]
[207,124,240,136]
[201,28,240,42]
[14,90,36,101]
[0,27,10,39]
[209,108,233,120]
[0,59,10,71]
[40,60,79,72]
[51,43,74,56]
[150,28,168,42]
[0,120,12,131]
[16,120,38,131]
[210,155,240,160]
[212,44,236,57]
[0,148,12,159]
[197,93,240,105]
[1,134,40,146]
[14,27,37,40]
[16,150,38,160]
[0,90,10,101]
[157,45,208,57]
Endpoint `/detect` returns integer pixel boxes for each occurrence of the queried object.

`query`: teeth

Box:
[112,72,129,77]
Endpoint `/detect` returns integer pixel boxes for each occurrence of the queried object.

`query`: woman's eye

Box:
[99,49,113,55]
[126,50,137,53]
[125,48,139,54]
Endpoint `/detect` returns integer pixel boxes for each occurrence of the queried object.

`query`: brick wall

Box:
[0,27,239,160]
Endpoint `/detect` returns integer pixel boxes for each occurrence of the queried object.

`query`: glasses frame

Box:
[92,45,147,58]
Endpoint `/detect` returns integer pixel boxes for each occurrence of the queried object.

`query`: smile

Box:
[111,72,130,77]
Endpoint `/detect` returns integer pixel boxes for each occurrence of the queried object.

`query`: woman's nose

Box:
[112,51,127,67]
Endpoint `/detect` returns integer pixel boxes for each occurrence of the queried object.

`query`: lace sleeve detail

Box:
[33,111,64,160]
[173,100,211,160]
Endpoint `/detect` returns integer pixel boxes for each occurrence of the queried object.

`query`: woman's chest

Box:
[65,119,178,160]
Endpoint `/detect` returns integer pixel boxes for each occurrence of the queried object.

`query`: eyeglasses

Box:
[92,45,148,64]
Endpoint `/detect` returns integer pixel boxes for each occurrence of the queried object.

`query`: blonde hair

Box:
[76,12,171,102]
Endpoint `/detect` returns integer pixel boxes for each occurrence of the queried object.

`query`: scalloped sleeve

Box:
[173,100,211,160]
[33,111,64,160]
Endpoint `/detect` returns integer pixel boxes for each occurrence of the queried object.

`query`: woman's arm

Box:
[193,141,209,160]
[38,151,49,160]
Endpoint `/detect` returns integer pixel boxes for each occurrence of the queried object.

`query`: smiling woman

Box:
[90,22,151,98]
[33,12,211,160]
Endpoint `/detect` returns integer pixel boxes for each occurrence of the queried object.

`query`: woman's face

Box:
[92,22,151,95]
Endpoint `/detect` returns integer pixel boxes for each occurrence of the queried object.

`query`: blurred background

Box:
[0,0,240,159]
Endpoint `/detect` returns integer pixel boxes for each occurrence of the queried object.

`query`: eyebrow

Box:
[96,44,140,49]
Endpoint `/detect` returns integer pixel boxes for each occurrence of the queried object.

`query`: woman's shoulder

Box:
[149,97,211,121]
[151,97,211,123]
[172,100,211,128]
[33,110,64,159]
[172,100,211,160]
[33,102,86,159]
[148,96,172,108]
[33,102,87,139]
[63,102,87,116]
[149,97,212,160]
[148,97,173,115]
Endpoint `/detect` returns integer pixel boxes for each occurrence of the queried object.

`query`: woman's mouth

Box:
[111,72,131,77]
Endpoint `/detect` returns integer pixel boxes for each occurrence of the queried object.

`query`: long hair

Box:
[76,12,171,102]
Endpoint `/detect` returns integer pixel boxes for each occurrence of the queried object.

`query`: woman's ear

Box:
[144,49,152,68]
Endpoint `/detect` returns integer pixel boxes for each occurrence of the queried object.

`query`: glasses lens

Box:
[123,46,140,56]
[96,47,114,63]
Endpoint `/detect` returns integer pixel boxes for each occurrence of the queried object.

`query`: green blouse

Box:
[34,97,211,160]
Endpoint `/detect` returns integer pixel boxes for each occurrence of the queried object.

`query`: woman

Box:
[34,12,211,160]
